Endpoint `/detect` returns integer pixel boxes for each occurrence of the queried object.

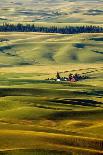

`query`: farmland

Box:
[0,25,103,155]
[0,63,102,154]
[0,0,103,24]
[0,0,103,154]
[0,32,103,66]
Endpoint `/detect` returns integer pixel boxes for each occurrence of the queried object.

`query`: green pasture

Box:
[0,32,103,66]
[0,64,102,154]
[0,0,103,24]
[0,0,103,154]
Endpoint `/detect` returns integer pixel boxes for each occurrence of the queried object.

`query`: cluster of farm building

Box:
[47,72,89,82]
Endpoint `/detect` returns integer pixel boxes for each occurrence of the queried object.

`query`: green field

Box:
[0,32,103,66]
[0,0,103,24]
[0,1,103,152]
[0,30,103,154]
[0,63,102,154]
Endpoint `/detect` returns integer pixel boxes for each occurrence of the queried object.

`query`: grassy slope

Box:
[0,0,103,154]
[0,32,103,66]
[0,0,103,24]
[0,64,102,154]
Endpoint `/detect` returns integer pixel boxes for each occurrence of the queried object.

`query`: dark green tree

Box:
[56,72,61,79]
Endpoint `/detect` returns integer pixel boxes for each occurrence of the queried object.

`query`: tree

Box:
[68,73,73,81]
[0,23,103,34]
[56,72,61,79]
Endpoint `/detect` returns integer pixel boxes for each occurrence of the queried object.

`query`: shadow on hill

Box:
[90,37,103,41]
[93,50,103,55]
[0,149,69,155]
[0,88,46,97]
[0,45,15,53]
[0,87,85,98]
[74,43,86,48]
[0,85,102,98]
[84,90,103,97]
[47,109,103,120]
[49,98,102,107]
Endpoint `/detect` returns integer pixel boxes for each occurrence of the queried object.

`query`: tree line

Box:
[0,23,103,34]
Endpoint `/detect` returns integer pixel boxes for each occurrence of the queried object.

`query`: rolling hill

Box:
[0,1,103,154]
[0,0,103,24]
[0,32,103,66]
[0,63,102,155]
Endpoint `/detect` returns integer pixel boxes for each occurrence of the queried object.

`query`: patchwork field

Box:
[0,26,103,155]
[0,64,102,154]
[0,0,103,24]
[0,32,103,66]
[0,0,103,154]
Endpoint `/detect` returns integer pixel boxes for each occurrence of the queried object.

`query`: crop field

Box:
[0,0,103,24]
[0,32,103,154]
[0,32,103,66]
[0,0,103,154]
[0,63,102,154]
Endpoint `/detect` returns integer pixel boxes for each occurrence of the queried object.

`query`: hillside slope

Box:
[0,0,103,24]
[0,64,102,154]
[0,32,103,66]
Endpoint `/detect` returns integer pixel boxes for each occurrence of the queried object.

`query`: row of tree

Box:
[0,23,103,34]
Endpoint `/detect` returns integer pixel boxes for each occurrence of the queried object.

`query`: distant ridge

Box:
[0,0,103,24]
